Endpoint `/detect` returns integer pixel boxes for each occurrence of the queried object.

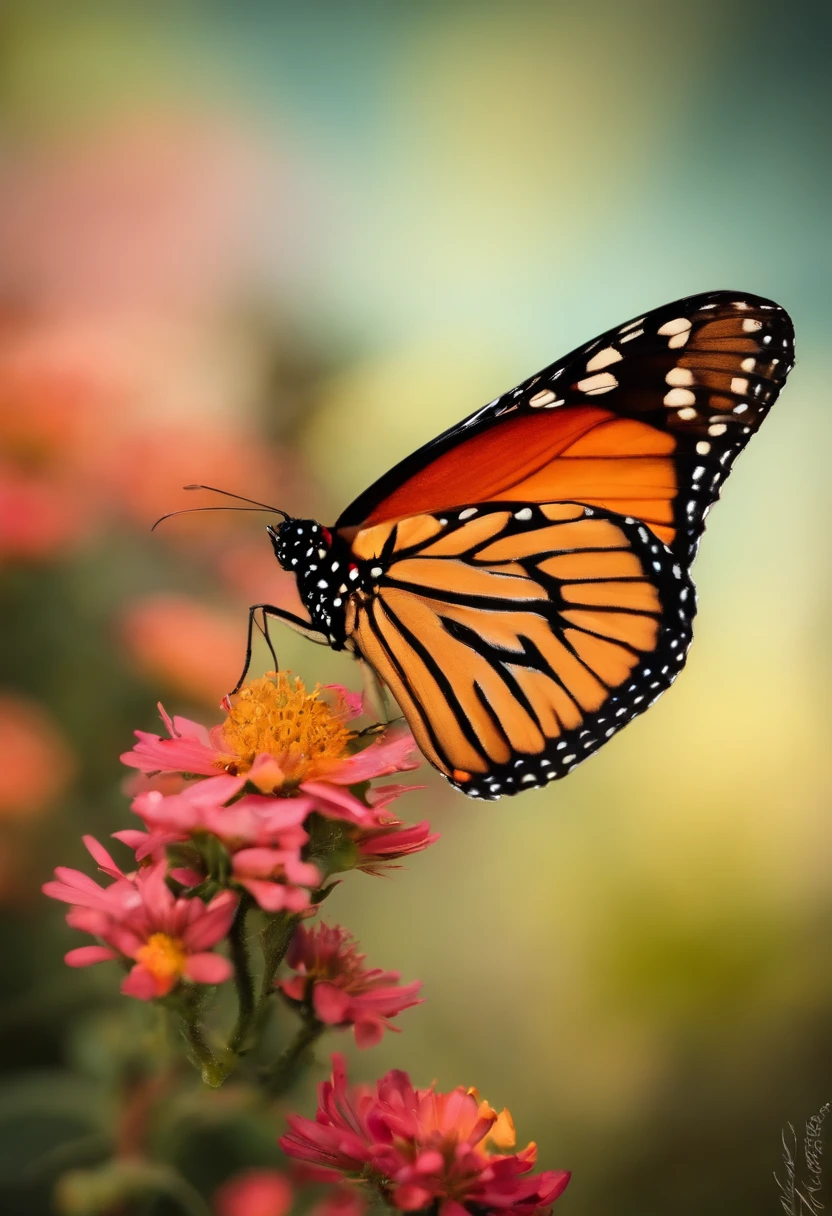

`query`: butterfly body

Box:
[264,291,794,799]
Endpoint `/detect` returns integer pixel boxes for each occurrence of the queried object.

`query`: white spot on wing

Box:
[529,389,557,407]
[743,318,763,332]
[658,317,692,337]
[666,367,694,387]
[585,346,623,372]
[576,372,617,395]
[664,387,696,407]
[730,377,748,394]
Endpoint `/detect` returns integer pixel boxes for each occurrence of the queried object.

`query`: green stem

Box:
[256,910,301,1015]
[180,1009,227,1088]
[227,897,256,1054]
[263,1017,325,1097]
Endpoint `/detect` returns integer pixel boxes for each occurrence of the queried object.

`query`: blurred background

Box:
[0,3,829,1214]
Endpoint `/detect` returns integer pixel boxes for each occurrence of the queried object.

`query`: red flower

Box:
[215,1170,293,1216]
[43,838,237,999]
[280,1056,570,1215]
[278,923,422,1047]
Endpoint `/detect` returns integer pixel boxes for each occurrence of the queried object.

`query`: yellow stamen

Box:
[218,672,353,788]
[136,933,188,985]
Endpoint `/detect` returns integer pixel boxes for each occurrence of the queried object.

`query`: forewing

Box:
[345,503,695,799]
[336,290,794,564]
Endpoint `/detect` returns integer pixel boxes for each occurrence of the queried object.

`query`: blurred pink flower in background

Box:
[0,116,295,316]
[120,593,243,705]
[0,692,75,818]
[278,922,422,1047]
[281,1055,570,1214]
[214,1169,293,1216]
[43,843,237,999]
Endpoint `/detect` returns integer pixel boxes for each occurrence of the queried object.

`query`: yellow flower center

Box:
[218,672,353,788]
[136,933,188,985]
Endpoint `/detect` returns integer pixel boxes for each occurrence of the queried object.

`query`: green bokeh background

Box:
[0,4,830,1215]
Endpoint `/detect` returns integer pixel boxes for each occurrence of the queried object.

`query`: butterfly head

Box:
[268,519,352,647]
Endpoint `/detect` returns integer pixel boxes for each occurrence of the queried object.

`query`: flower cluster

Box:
[42,669,572,1213]
[281,1055,570,1215]
[44,673,435,1004]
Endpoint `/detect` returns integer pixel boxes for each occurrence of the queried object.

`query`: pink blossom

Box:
[281,1056,570,1215]
[231,847,320,913]
[43,844,237,999]
[120,675,419,799]
[215,1170,293,1216]
[278,923,422,1048]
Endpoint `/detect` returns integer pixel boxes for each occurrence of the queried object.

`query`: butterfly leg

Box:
[230,603,330,695]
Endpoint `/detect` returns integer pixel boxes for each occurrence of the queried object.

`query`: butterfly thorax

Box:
[268,519,373,649]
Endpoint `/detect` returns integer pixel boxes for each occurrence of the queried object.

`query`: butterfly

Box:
[234,291,794,800]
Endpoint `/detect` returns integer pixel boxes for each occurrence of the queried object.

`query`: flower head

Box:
[121,673,419,797]
[43,839,237,999]
[278,923,422,1047]
[281,1055,570,1215]
[215,1170,293,1216]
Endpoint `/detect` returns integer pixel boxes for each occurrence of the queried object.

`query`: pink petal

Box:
[183,890,238,949]
[353,1019,384,1049]
[137,861,174,924]
[323,684,364,721]
[65,945,118,967]
[121,964,161,1000]
[392,1184,432,1211]
[278,975,306,1002]
[112,829,149,850]
[82,836,125,879]
[239,879,291,912]
[327,729,419,785]
[438,1203,470,1216]
[300,782,371,825]
[184,952,233,985]
[313,983,351,1025]
[120,731,219,776]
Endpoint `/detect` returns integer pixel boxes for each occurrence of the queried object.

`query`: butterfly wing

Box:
[344,502,694,799]
[336,291,794,564]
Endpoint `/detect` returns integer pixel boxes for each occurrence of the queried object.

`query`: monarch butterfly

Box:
[213,291,795,800]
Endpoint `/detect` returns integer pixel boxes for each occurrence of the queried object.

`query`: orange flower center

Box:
[136,933,188,985]
[218,672,353,787]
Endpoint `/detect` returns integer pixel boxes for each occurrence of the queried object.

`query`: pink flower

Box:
[120,593,243,707]
[119,777,322,911]
[215,1170,293,1216]
[278,923,422,1048]
[231,847,320,913]
[120,673,419,799]
[281,1056,570,1215]
[43,840,237,999]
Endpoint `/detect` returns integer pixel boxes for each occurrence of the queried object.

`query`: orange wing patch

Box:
[346,503,694,797]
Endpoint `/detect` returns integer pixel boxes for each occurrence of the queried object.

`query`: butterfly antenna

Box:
[183,484,289,518]
[151,505,286,532]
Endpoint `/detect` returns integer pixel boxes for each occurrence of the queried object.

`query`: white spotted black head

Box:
[267,519,356,648]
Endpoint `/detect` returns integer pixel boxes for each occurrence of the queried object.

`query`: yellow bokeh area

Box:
[0,4,829,1215]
